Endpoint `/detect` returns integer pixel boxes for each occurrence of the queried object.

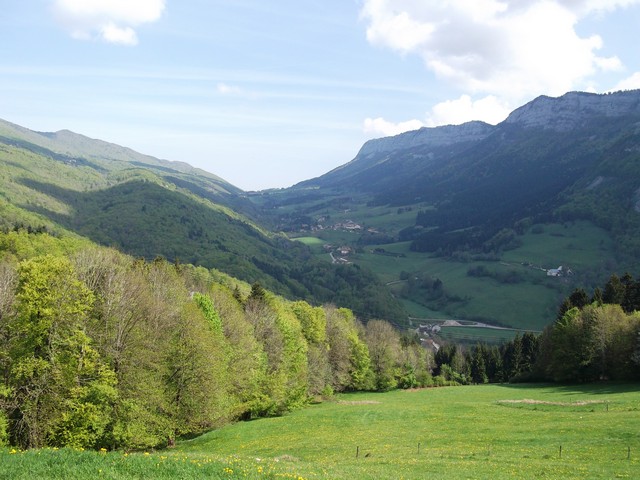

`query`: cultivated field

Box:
[299,215,616,333]
[3,383,638,479]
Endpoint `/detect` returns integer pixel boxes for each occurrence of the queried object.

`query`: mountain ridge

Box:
[356,120,494,157]
[4,88,640,331]
[0,118,240,195]
[302,90,640,192]
[260,89,640,329]
[504,90,640,130]
[0,118,407,323]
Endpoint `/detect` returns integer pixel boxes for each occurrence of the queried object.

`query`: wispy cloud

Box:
[51,0,166,45]
[216,83,243,95]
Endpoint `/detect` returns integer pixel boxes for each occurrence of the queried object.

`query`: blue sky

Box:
[2,1,640,190]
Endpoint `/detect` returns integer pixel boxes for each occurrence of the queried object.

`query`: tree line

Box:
[2,228,638,452]
[0,229,433,451]
[433,274,640,384]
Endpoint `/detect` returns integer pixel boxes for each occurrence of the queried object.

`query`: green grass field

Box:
[502,222,614,270]
[353,242,563,330]
[320,220,616,332]
[437,326,528,345]
[292,236,327,254]
[272,187,618,336]
[3,383,638,479]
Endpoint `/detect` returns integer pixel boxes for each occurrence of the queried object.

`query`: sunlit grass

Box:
[292,237,325,246]
[437,325,526,344]
[0,447,312,480]
[2,383,639,479]
[177,383,640,479]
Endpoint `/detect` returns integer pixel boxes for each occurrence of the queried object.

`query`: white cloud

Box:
[426,95,511,126]
[363,94,511,139]
[560,0,640,15]
[611,72,640,91]
[100,23,138,46]
[52,0,165,45]
[360,0,639,130]
[363,6,434,53]
[363,117,425,137]
[361,0,631,101]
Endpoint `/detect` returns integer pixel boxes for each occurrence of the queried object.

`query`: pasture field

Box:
[502,221,614,271]
[292,236,325,246]
[3,383,638,479]
[270,185,619,335]
[342,221,616,332]
[177,383,640,479]
[292,236,326,254]
[436,325,527,345]
[354,244,561,330]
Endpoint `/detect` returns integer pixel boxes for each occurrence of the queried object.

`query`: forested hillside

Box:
[0,229,430,450]
[0,119,406,323]
[2,228,637,454]
[297,91,640,259]
[257,91,640,332]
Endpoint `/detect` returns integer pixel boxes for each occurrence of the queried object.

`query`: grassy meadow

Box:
[3,383,638,479]
[273,187,618,333]
[299,216,617,332]
[436,325,526,345]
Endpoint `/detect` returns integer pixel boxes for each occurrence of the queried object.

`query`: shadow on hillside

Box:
[14,177,302,296]
[16,178,262,258]
[0,135,108,172]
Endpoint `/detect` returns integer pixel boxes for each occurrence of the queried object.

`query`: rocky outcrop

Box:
[356,120,494,157]
[356,90,640,158]
[298,89,640,190]
[504,90,640,131]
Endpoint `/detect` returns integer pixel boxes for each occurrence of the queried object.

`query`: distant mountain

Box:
[0,119,406,322]
[0,119,255,212]
[296,90,640,259]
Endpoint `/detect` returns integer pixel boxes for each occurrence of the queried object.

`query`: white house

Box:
[547,266,563,277]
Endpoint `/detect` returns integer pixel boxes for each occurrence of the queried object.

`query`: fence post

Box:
[417,442,421,454]
[559,445,562,459]
[356,446,359,459]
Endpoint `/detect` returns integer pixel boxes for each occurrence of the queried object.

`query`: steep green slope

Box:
[0,120,406,323]
[298,95,640,259]
[0,118,259,216]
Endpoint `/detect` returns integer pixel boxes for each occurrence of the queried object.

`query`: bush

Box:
[0,411,8,447]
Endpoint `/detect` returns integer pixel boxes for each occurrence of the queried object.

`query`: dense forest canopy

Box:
[0,127,408,326]
[1,228,639,452]
[0,228,432,450]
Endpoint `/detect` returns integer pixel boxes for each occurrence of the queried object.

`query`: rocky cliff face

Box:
[504,90,640,131]
[354,90,640,159]
[355,90,640,159]
[298,89,640,189]
[356,120,494,157]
